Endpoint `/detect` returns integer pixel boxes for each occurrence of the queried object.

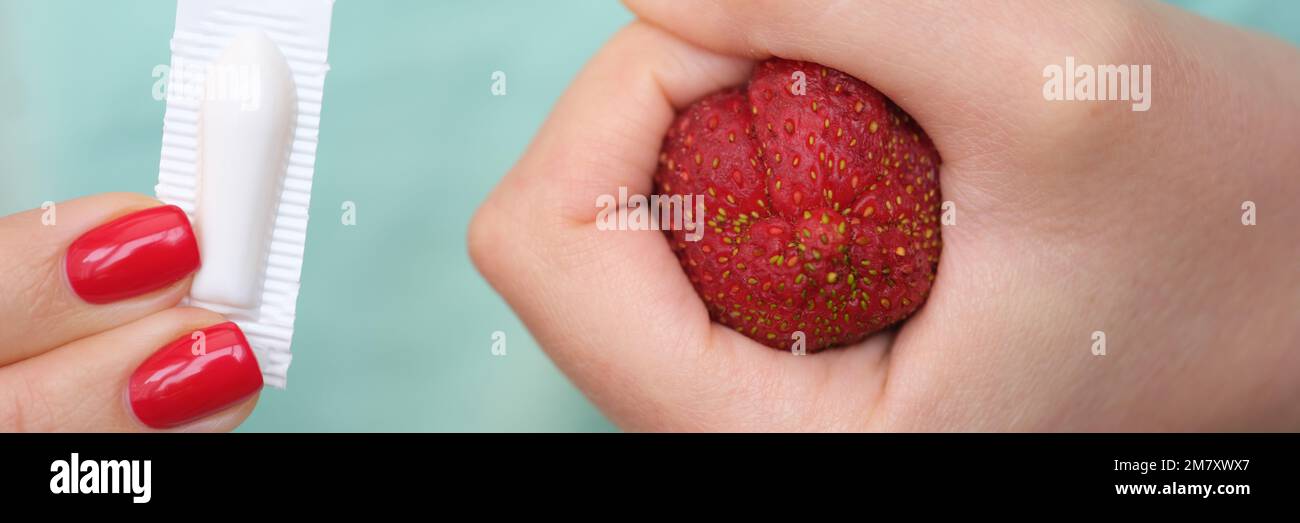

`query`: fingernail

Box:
[65,205,201,304]
[129,322,263,429]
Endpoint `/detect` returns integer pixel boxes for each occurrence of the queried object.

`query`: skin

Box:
[2,0,1294,433]
[0,193,257,431]
[469,0,1300,431]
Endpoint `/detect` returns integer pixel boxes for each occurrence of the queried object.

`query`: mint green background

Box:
[0,1,1295,432]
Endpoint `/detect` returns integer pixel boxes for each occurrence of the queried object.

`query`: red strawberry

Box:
[655,59,942,351]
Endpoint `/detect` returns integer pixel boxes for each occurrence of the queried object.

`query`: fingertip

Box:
[63,204,200,305]
[126,317,263,430]
[141,392,261,433]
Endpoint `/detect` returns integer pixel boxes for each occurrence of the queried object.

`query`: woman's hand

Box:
[0,193,261,431]
[469,0,1300,430]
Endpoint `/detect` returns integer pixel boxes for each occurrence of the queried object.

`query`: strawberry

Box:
[654,59,942,351]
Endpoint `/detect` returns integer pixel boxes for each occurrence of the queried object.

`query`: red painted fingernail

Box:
[129,322,263,429]
[64,205,201,304]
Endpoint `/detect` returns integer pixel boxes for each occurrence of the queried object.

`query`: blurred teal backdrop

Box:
[0,1,1296,431]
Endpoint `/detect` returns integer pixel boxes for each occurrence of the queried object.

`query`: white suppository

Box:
[155,0,336,387]
[190,31,297,310]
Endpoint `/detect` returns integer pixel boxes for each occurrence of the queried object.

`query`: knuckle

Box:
[1015,1,1174,149]
[467,198,510,281]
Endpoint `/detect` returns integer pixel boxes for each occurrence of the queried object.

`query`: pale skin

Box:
[1,1,1294,432]
[0,193,258,431]
[469,0,1300,430]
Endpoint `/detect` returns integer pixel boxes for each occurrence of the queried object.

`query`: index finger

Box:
[624,0,1144,147]
[0,193,199,365]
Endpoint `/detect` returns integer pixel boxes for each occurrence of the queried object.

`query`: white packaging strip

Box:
[155,0,336,388]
